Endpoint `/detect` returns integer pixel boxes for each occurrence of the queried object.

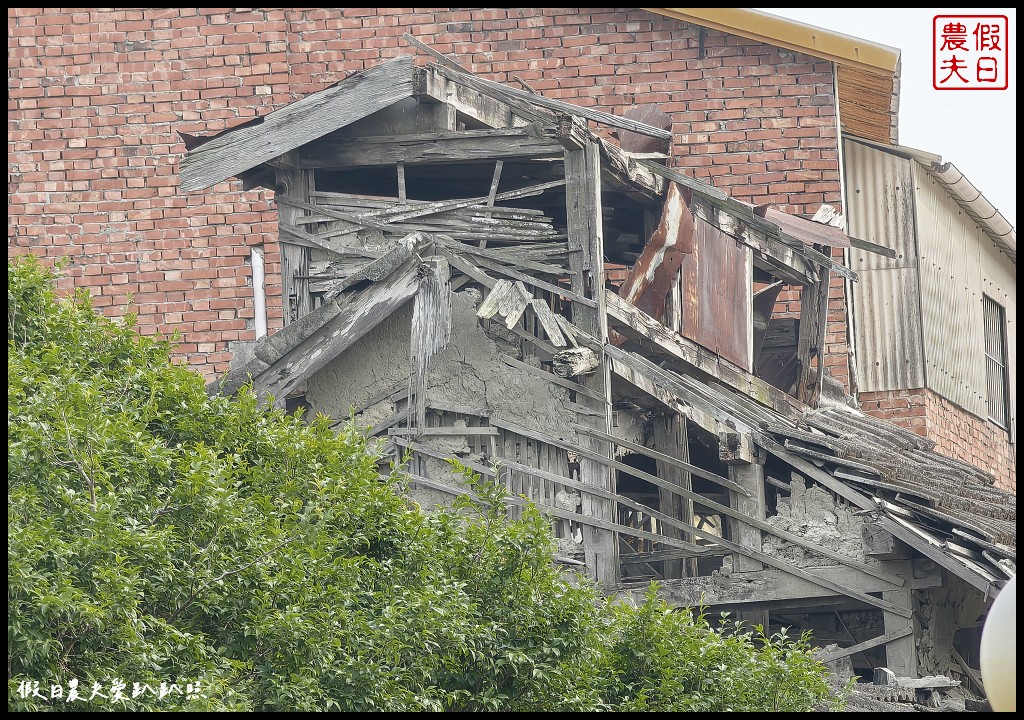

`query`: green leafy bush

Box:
[8,257,838,711]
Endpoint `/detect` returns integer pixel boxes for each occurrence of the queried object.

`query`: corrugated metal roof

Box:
[844,135,1016,264]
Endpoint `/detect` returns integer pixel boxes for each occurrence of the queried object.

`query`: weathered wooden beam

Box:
[653,413,695,578]
[605,292,803,421]
[276,165,314,325]
[796,268,830,406]
[299,129,564,168]
[415,66,517,129]
[499,354,604,402]
[238,258,424,406]
[620,562,927,615]
[882,583,919,677]
[609,355,731,448]
[565,138,617,588]
[816,626,914,663]
[181,56,416,191]
[598,137,664,201]
[731,461,766,572]
[435,63,673,141]
[404,33,549,125]
[862,523,914,560]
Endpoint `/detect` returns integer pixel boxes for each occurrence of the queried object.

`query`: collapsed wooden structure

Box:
[182,47,1015,688]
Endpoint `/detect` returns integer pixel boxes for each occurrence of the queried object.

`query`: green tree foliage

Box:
[8,257,839,711]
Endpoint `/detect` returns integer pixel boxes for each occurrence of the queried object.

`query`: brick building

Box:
[7,8,1014,489]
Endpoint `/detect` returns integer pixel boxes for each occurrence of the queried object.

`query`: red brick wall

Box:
[859,388,1016,492]
[8,7,843,379]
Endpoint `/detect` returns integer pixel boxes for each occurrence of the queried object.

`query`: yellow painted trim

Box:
[645,8,900,75]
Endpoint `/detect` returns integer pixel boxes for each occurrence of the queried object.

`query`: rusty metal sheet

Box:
[618,182,694,321]
[678,218,753,371]
[615,104,673,155]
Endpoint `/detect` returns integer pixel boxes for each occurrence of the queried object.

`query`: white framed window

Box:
[982,295,1010,429]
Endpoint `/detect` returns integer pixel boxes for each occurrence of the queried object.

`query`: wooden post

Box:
[654,413,694,578]
[882,583,919,677]
[564,130,617,588]
[796,267,830,406]
[730,454,768,629]
[276,161,313,325]
[728,459,766,572]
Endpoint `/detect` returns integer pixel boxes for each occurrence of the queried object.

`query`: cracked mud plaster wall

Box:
[306,288,575,493]
[761,476,870,566]
[916,576,988,678]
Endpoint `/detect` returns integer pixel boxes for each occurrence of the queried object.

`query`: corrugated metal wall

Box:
[843,138,926,391]
[914,163,1015,421]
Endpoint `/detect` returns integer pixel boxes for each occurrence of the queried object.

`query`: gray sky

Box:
[757,8,1017,225]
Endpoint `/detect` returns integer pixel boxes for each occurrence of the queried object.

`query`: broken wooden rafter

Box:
[298,128,565,168]
[816,626,914,663]
[605,291,803,420]
[212,254,428,404]
[435,237,576,281]
[403,32,552,125]
[598,137,665,201]
[322,231,433,301]
[405,33,671,141]
[181,55,416,191]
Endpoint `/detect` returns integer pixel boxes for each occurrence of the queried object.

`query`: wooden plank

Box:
[404,34,549,124]
[300,129,563,168]
[323,231,432,301]
[482,159,504,248]
[530,299,567,347]
[883,583,919,677]
[415,65,516,129]
[564,137,618,587]
[181,56,415,191]
[796,268,830,406]
[242,259,422,405]
[468,251,597,308]
[390,426,499,436]
[731,462,766,572]
[435,237,577,281]
[816,626,914,663]
[432,63,673,141]
[653,413,694,578]
[276,165,313,325]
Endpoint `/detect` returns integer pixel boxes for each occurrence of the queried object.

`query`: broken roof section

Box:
[182,44,1012,637]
